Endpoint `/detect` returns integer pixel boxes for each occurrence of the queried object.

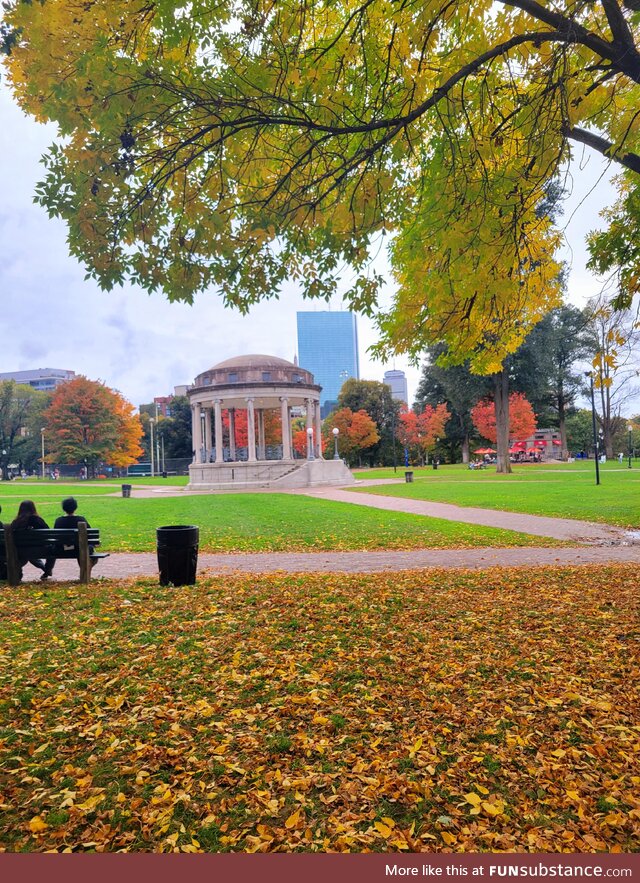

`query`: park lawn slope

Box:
[0,492,558,552]
[0,566,637,852]
[352,463,640,528]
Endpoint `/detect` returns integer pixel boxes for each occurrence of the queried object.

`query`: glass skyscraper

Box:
[296,311,360,416]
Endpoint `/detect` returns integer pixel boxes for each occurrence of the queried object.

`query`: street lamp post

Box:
[40,427,45,480]
[392,408,397,473]
[307,427,315,461]
[332,427,340,460]
[585,372,600,486]
[149,418,155,478]
[628,424,633,469]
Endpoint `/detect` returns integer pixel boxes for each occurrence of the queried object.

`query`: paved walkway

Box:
[24,542,640,583]
[298,486,628,543]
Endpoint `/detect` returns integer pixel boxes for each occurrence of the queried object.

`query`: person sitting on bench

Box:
[11,500,49,581]
[42,497,99,580]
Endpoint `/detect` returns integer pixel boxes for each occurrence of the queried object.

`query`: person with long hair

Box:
[11,500,49,581]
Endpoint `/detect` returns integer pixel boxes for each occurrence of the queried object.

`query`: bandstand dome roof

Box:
[191,354,319,399]
[211,354,297,371]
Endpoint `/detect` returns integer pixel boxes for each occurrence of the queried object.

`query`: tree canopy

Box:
[44,377,143,471]
[4,2,640,371]
[0,382,49,479]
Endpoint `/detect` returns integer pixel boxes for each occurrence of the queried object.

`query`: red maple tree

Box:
[471,393,537,443]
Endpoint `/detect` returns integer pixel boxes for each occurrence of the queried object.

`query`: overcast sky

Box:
[0,82,616,409]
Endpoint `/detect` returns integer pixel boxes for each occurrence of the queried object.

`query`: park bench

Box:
[0,522,108,586]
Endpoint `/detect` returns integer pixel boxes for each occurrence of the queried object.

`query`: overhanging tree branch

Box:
[564,125,640,173]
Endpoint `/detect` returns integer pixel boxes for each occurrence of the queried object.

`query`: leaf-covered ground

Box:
[0,567,638,853]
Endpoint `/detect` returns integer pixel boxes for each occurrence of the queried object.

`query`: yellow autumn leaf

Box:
[441,831,456,845]
[482,801,504,816]
[29,816,48,833]
[464,792,482,806]
[284,809,301,829]
[374,821,393,838]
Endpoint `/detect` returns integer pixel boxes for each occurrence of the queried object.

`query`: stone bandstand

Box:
[187,355,354,489]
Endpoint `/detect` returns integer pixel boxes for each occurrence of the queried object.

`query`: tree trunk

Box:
[461,432,470,464]
[558,390,568,461]
[493,369,512,474]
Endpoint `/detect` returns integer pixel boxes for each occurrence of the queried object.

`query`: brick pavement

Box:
[19,542,640,584]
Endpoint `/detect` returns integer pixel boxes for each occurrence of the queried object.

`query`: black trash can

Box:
[162,471,167,479]
[157,525,199,587]
[122,484,132,498]
[432,460,439,470]
[405,471,414,483]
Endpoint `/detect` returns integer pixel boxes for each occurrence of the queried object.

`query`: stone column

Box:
[314,399,323,459]
[305,398,315,460]
[191,403,202,463]
[280,397,291,460]
[214,398,224,464]
[203,406,212,462]
[246,398,257,462]
[257,409,266,460]
[229,408,237,461]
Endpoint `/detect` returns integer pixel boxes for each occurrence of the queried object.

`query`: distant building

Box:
[297,311,360,417]
[0,368,76,391]
[383,369,408,404]
[174,385,189,398]
[154,396,173,417]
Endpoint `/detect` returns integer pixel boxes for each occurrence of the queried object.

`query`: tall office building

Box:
[297,311,360,416]
[0,368,76,391]
[383,369,408,405]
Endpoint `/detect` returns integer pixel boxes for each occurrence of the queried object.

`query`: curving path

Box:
[296,486,628,543]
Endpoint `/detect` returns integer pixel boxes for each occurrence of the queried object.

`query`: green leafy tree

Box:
[159,397,193,459]
[0,382,49,480]
[336,379,400,467]
[508,305,596,458]
[565,410,597,457]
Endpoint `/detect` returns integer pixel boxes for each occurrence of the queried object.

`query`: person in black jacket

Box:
[42,497,98,579]
[11,500,49,581]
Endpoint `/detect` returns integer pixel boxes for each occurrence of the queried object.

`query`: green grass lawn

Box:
[1,567,636,852]
[0,486,553,552]
[352,461,640,528]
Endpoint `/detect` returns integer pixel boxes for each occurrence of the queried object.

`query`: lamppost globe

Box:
[332,426,340,460]
[306,426,315,461]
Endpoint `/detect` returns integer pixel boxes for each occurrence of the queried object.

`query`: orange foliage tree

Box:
[43,377,143,473]
[397,404,450,463]
[322,407,379,464]
[471,393,537,443]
